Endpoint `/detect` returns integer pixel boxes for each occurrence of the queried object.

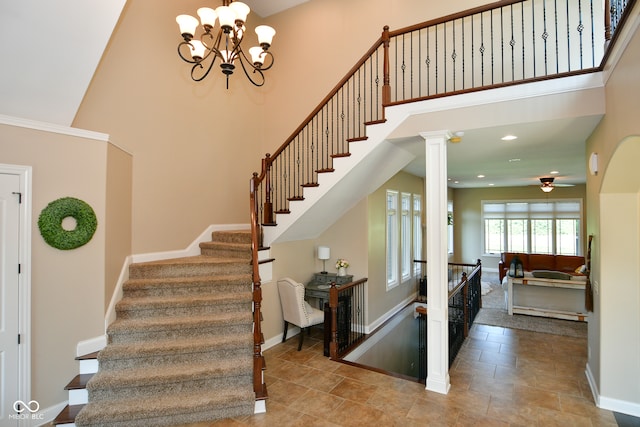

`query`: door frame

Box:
[0,164,32,419]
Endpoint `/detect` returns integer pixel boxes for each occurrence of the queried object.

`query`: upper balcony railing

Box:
[248,0,635,394]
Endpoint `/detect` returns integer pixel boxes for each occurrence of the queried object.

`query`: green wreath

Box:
[38,197,98,250]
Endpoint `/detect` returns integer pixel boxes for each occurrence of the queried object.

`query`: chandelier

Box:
[176,1,276,88]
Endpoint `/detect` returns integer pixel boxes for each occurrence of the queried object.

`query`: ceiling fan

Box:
[538,176,574,193]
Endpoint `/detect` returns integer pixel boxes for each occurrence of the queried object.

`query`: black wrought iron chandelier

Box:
[176,0,275,88]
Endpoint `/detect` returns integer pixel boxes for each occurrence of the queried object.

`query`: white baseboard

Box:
[76,335,107,358]
[35,401,68,427]
[262,326,301,351]
[365,293,417,334]
[586,362,640,417]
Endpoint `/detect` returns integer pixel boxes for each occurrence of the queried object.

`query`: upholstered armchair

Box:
[277,277,324,351]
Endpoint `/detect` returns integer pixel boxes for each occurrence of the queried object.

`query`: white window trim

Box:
[481,199,583,256]
[386,190,399,290]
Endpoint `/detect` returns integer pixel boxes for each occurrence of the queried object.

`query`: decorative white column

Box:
[420,131,451,394]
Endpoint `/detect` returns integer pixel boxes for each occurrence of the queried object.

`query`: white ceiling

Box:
[244,0,309,17]
[0,0,599,189]
[398,115,602,189]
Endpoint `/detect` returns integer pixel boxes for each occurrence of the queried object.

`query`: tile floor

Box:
[199,323,619,426]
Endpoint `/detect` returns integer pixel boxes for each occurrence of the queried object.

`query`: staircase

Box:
[55,230,260,426]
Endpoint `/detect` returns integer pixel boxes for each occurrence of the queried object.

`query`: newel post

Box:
[382,25,391,107]
[329,282,338,360]
[263,153,274,224]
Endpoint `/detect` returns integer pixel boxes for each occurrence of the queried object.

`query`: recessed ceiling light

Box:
[550,170,559,174]
[454,181,460,184]
[477,174,485,178]
[489,183,495,186]
[501,135,518,141]
[508,158,521,162]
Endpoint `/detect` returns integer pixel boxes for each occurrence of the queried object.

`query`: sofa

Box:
[498,252,585,282]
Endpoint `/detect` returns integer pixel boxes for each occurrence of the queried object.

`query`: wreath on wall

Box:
[38,197,98,250]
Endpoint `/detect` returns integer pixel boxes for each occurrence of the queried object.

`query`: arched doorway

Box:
[597,135,640,412]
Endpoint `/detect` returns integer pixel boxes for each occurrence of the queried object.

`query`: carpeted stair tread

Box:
[87,357,253,391]
[122,274,251,296]
[107,311,253,335]
[75,387,254,427]
[114,293,252,319]
[211,229,252,244]
[199,240,251,257]
[116,291,252,311]
[98,333,253,362]
[129,255,251,279]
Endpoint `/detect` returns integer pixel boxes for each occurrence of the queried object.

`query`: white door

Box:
[0,173,20,424]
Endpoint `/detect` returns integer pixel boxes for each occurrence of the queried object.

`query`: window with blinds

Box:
[483,200,583,256]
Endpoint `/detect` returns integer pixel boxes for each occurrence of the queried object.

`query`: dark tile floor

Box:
[196,323,619,426]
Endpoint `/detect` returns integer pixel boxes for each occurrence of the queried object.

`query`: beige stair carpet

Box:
[75,230,256,427]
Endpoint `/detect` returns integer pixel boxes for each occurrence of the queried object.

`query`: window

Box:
[413,195,422,276]
[386,190,423,290]
[482,200,582,255]
[386,191,398,288]
[401,193,412,282]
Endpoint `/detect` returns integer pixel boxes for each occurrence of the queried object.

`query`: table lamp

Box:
[318,246,330,274]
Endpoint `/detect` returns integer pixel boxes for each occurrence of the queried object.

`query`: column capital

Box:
[419,130,453,141]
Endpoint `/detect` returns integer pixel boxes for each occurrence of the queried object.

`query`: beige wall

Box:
[104,144,133,311]
[585,17,640,408]
[0,123,131,408]
[452,185,587,271]
[73,0,266,254]
[368,171,424,324]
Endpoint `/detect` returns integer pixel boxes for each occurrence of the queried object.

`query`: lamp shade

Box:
[176,14,199,38]
[318,246,330,260]
[197,7,217,28]
[255,25,276,48]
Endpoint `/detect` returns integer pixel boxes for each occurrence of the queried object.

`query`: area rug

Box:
[475,278,587,339]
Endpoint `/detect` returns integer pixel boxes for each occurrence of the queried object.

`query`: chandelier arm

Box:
[237,54,266,87]
[177,42,201,64]
[191,57,217,82]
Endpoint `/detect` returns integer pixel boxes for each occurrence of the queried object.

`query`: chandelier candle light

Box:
[176,0,276,87]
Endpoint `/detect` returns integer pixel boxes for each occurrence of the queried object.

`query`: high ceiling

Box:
[0,0,599,189]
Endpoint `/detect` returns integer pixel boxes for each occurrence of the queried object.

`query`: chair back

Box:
[277,277,314,327]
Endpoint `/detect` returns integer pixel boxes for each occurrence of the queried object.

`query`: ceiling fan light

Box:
[539,177,555,193]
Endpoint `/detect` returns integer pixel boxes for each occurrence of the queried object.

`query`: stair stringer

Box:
[263,111,417,246]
